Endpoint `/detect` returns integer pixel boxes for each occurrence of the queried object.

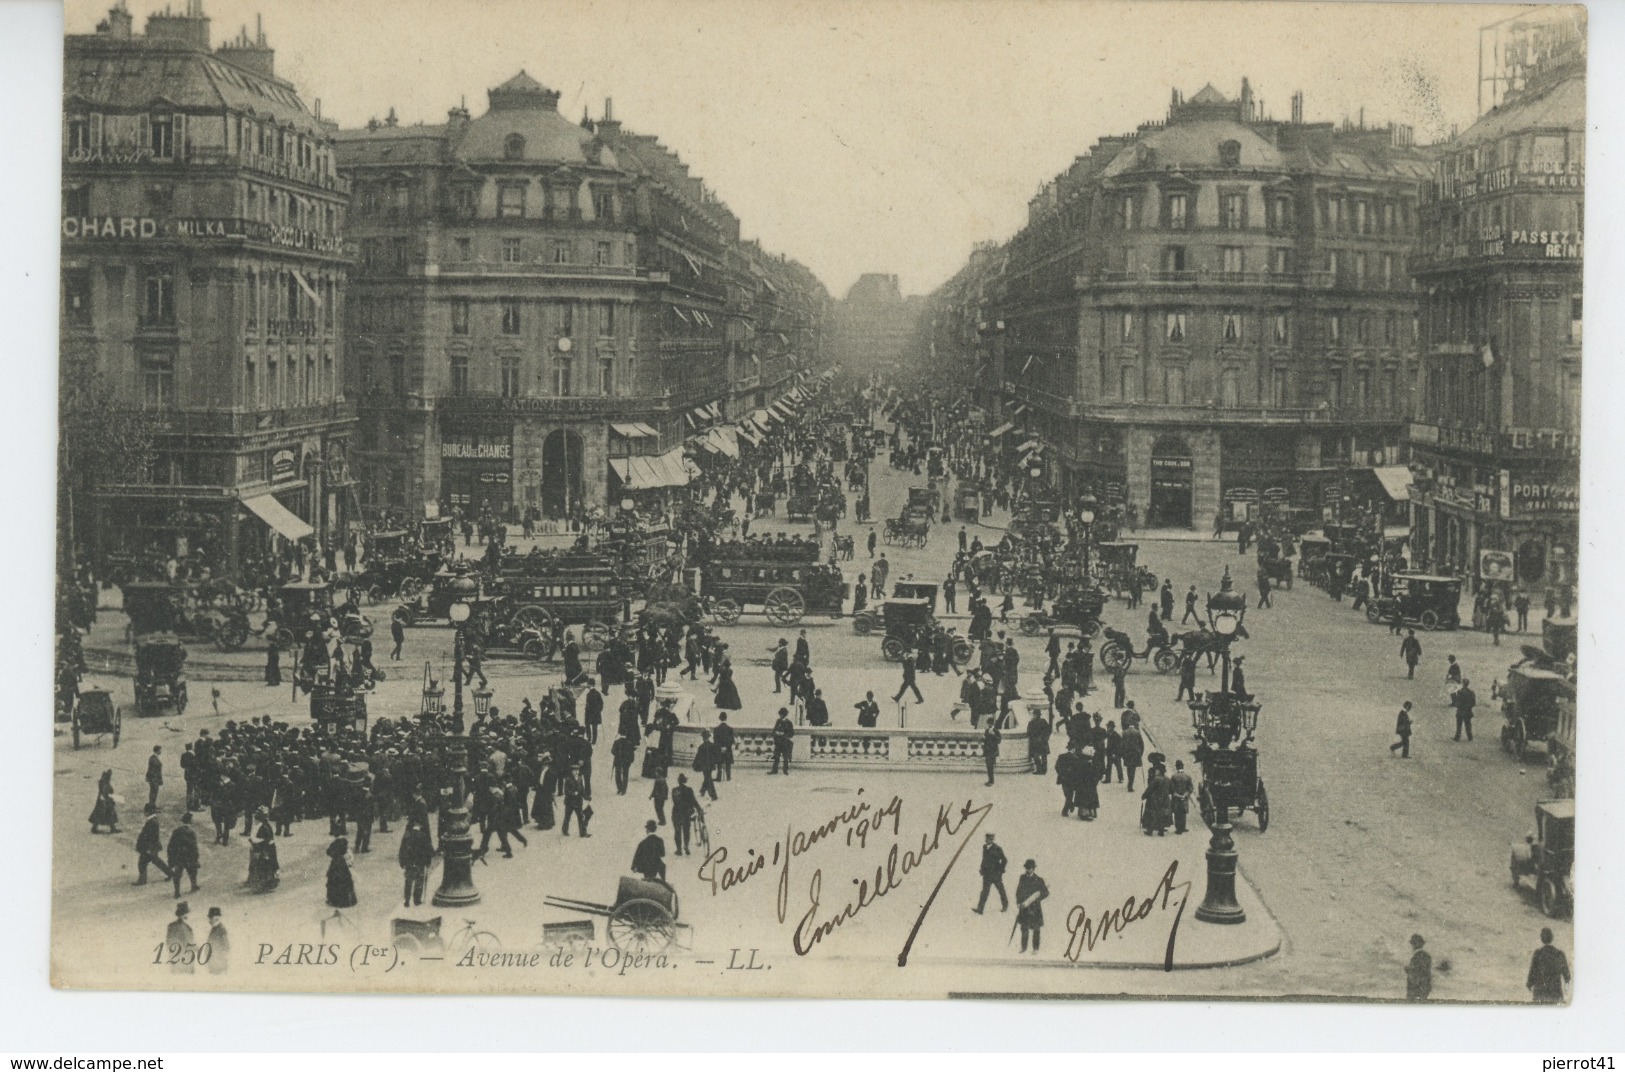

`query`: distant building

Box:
[977,79,1434,528]
[828,273,923,375]
[335,83,824,520]
[63,1,355,571]
[1409,10,1583,591]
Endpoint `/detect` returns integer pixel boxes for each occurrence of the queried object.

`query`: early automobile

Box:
[873,597,971,662]
[1499,659,1576,761]
[70,688,121,749]
[1510,798,1574,918]
[1020,584,1107,639]
[1364,573,1462,630]
[133,636,189,717]
[953,484,982,523]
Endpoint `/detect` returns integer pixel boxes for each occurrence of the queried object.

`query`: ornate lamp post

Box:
[433,591,481,908]
[1195,566,1249,925]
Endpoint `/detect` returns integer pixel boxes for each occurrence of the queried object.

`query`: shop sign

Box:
[270,448,298,481]
[477,472,512,485]
[1507,230,1583,259]
[61,215,158,240]
[442,437,511,460]
[1479,549,1515,582]
[1151,457,1192,470]
[1510,480,1579,515]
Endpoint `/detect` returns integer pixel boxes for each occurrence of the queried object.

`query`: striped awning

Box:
[610,447,691,490]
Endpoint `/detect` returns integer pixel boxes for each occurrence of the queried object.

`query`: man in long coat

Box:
[1014,859,1050,954]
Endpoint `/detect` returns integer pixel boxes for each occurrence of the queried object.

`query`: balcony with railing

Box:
[154,399,356,439]
[429,261,645,280]
[1085,269,1335,289]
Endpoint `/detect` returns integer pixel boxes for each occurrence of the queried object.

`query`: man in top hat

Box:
[134,803,173,886]
[1405,933,1432,1001]
[165,901,196,974]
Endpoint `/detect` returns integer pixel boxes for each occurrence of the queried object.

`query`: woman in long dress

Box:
[89,769,119,834]
[1077,747,1100,821]
[712,653,742,711]
[1140,764,1173,836]
[325,835,358,908]
[247,811,280,893]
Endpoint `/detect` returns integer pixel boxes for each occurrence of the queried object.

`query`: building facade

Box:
[827,273,925,377]
[336,81,824,521]
[986,81,1433,528]
[1409,14,1583,591]
[63,1,355,571]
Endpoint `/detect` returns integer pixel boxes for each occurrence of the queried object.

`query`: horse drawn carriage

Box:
[1188,691,1269,832]
[1096,542,1155,599]
[121,581,251,652]
[268,581,374,650]
[884,513,930,548]
[953,484,982,523]
[355,530,440,604]
[133,635,189,717]
[698,549,847,626]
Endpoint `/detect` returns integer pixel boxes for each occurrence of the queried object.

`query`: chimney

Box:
[146,3,212,49]
[102,1,133,37]
[217,13,275,78]
[385,106,398,127]
[1290,90,1303,124]
[447,96,471,131]
[1240,76,1254,121]
[598,96,622,135]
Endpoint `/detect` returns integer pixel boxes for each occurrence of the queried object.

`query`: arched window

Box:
[504,133,525,160]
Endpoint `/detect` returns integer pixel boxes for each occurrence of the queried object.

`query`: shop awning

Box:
[610,447,692,490]
[987,422,1014,438]
[702,402,722,420]
[610,421,658,438]
[1018,438,1042,453]
[768,402,792,420]
[736,425,763,447]
[1372,466,1412,502]
[241,494,314,541]
[707,426,740,459]
[751,407,777,427]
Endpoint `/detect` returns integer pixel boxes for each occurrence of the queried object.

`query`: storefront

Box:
[440,426,514,515]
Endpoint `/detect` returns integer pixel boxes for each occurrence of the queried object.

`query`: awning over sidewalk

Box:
[1371,466,1412,502]
[241,494,314,541]
[736,425,763,447]
[611,449,691,490]
[610,421,658,439]
[704,426,740,459]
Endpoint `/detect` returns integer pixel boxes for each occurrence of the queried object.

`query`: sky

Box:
[66,0,1538,298]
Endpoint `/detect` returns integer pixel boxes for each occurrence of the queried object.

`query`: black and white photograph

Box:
[41,0,1594,1007]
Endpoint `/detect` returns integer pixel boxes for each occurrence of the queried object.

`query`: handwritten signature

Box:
[1061,860,1192,972]
[792,798,993,966]
[695,792,993,967]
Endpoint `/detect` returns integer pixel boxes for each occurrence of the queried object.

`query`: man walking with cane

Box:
[1012,859,1050,954]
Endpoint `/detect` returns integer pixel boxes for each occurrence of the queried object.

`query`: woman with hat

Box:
[712,646,742,711]
[89,769,120,834]
[1140,754,1173,836]
[325,835,358,908]
[247,809,280,893]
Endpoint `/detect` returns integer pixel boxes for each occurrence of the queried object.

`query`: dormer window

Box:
[1219,140,1242,167]
[504,133,525,160]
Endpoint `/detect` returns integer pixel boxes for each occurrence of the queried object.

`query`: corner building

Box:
[336,77,822,521]
[996,82,1432,528]
[63,2,355,570]
[1409,19,1583,593]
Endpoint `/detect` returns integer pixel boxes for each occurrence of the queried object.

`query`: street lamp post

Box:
[433,595,481,908]
[1195,567,1249,925]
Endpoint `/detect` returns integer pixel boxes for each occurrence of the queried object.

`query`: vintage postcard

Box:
[51,0,1583,1002]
